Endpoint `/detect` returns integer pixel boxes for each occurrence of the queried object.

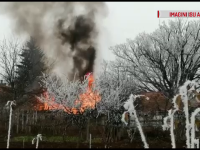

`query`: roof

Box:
[135,92,172,113]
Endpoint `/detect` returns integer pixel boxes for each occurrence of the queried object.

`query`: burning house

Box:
[0,2,108,112]
[34,72,101,114]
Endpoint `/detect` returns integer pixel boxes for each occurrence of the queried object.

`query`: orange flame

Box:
[35,73,101,114]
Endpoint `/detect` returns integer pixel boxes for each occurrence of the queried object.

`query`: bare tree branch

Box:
[110,19,200,100]
[0,38,22,88]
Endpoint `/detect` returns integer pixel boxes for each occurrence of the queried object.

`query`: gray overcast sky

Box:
[1,2,200,60]
[0,2,200,70]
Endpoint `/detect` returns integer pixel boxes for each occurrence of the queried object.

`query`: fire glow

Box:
[35,73,101,114]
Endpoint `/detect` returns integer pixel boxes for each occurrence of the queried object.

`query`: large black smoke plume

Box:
[0,2,108,80]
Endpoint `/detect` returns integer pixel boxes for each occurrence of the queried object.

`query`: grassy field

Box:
[0,134,186,148]
[12,135,102,143]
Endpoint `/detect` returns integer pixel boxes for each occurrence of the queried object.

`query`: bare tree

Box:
[0,38,22,99]
[110,19,200,102]
[93,61,138,145]
[98,60,140,102]
[39,73,94,147]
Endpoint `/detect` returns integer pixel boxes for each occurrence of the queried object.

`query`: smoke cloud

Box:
[0,2,108,80]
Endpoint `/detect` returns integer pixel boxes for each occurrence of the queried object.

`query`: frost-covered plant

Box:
[179,80,200,148]
[163,80,200,148]
[162,95,179,148]
[93,68,134,145]
[5,100,16,149]
[94,69,125,126]
[94,73,123,117]
[93,61,138,119]
[39,73,88,113]
[180,82,191,148]
[32,134,42,149]
[94,80,123,144]
[39,73,98,146]
[121,94,149,148]
[191,108,200,148]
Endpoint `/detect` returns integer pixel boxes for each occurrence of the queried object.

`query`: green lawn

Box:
[12,135,102,143]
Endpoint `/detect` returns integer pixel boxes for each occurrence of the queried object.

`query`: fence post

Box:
[89,133,91,149]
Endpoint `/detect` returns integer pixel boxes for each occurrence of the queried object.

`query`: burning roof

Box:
[35,73,101,114]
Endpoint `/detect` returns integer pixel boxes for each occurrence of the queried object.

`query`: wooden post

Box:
[23,138,25,148]
[22,110,24,132]
[16,110,19,134]
[26,111,29,133]
[89,134,91,149]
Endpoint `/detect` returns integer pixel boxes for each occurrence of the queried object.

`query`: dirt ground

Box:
[0,140,186,148]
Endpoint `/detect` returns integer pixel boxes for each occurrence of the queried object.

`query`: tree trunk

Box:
[62,127,67,143]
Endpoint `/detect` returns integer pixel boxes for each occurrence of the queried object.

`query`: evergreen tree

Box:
[16,37,46,97]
